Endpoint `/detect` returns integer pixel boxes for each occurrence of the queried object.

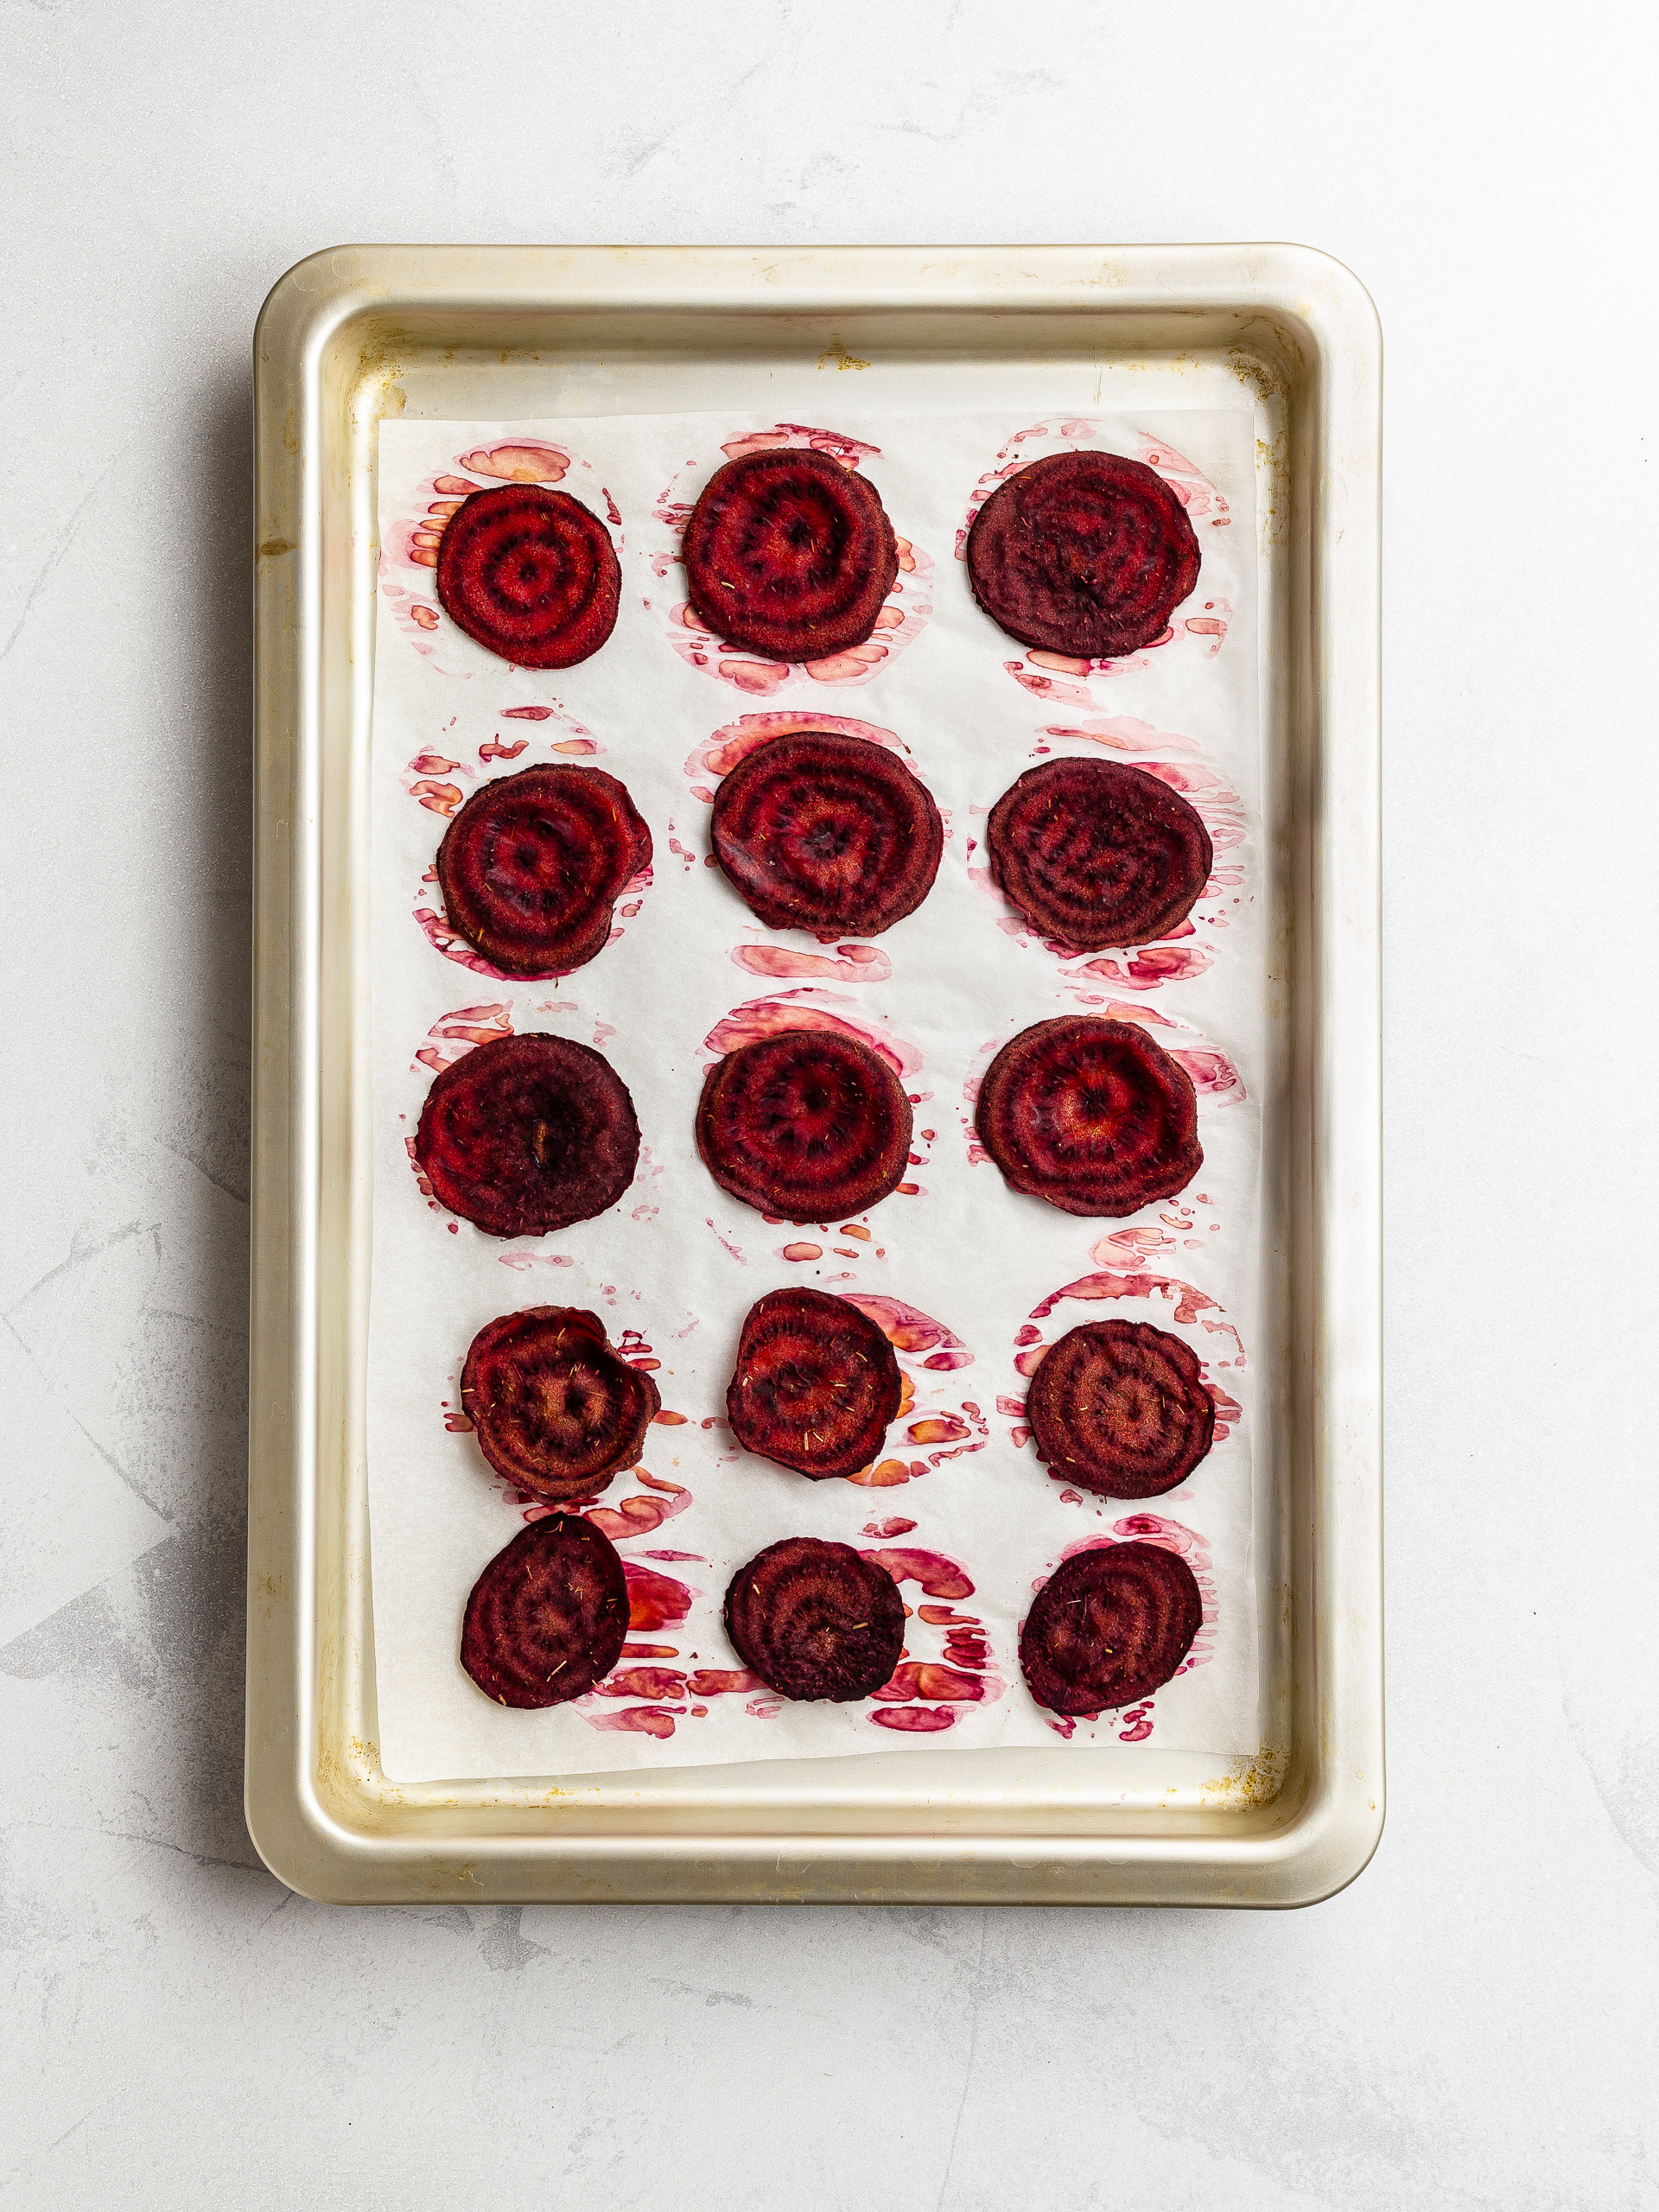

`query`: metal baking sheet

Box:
[246,244,1382,1906]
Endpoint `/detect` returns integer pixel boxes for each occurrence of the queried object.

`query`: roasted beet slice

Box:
[727,1287,902,1479]
[461,1306,661,1504]
[967,450,1201,659]
[987,758,1212,950]
[436,766,652,977]
[1020,1539,1202,1715]
[1027,1319,1215,1499]
[975,1015,1200,1217]
[696,1027,912,1223]
[461,1513,630,1708]
[724,1536,905,1701]
[710,730,943,937]
[436,483,620,669]
[683,448,899,662]
[415,1033,639,1238]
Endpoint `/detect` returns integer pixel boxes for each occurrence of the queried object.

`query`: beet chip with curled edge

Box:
[461,1306,661,1506]
[727,1287,902,1479]
[696,1026,912,1224]
[1020,1540,1202,1716]
[461,1513,630,1709]
[436,483,620,670]
[724,1537,906,1702]
[1027,1318,1215,1499]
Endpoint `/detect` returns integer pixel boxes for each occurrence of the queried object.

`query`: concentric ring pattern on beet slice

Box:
[436,483,620,669]
[710,730,943,937]
[683,448,899,663]
[436,766,652,978]
[987,757,1213,950]
[1020,1539,1202,1716]
[1027,1319,1215,1500]
[461,1306,661,1505]
[727,1287,903,1479]
[975,1015,1201,1217]
[415,1033,639,1238]
[724,1537,906,1701]
[461,1513,630,1708]
[696,1027,912,1223]
[966,450,1201,659]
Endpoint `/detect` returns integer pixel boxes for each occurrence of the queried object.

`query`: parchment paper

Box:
[370,407,1263,1782]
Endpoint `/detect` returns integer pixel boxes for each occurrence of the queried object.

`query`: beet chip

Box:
[461,1306,661,1504]
[727,1287,902,1479]
[461,1513,630,1708]
[415,1033,639,1238]
[436,766,652,977]
[710,730,943,937]
[724,1537,905,1701]
[683,448,899,662]
[1020,1540,1202,1715]
[966,450,1201,659]
[1027,1319,1215,1499]
[436,483,620,669]
[975,1016,1200,1217]
[987,758,1212,950]
[696,1027,912,1222]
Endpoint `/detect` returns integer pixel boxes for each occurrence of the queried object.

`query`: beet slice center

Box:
[1027,1319,1215,1499]
[415,1033,639,1239]
[974,1015,1200,1217]
[683,448,899,662]
[436,484,620,670]
[987,757,1212,950]
[461,1306,662,1504]
[966,449,1201,659]
[711,730,943,937]
[727,1287,902,1479]
[461,1513,631,1708]
[724,1536,905,1701]
[696,1026,912,1223]
[1020,1539,1202,1715]
[436,765,652,977]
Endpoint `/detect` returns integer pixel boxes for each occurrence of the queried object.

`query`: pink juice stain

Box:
[1026,1267,1247,1363]
[684,709,906,790]
[411,1000,512,1077]
[702,992,922,1081]
[731,942,894,984]
[623,1563,696,1633]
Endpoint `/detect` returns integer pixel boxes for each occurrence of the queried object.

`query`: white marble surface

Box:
[3,3,1656,2204]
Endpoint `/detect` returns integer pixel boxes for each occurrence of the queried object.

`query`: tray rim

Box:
[247,242,1382,1907]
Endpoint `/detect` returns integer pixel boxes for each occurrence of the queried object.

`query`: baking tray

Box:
[246,244,1382,1906]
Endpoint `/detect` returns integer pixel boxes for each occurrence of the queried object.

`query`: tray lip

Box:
[247,241,1382,1908]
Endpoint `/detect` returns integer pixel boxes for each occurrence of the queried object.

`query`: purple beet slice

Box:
[724,1536,905,1701]
[975,1015,1200,1217]
[696,1027,912,1223]
[415,1033,639,1238]
[461,1306,661,1504]
[461,1513,630,1708]
[683,448,899,662]
[966,450,1201,658]
[710,730,943,937]
[1027,1319,1214,1499]
[727,1287,902,1479]
[987,758,1212,950]
[436,766,652,978]
[436,483,620,669]
[1020,1540,1202,1715]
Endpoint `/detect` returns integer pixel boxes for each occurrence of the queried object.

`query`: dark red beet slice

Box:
[436,766,652,978]
[436,483,620,670]
[724,1536,905,1701]
[683,448,899,662]
[696,1027,912,1223]
[966,450,1201,658]
[415,1033,639,1238]
[727,1287,902,1479]
[1027,1319,1214,1499]
[461,1306,661,1505]
[1020,1540,1201,1715]
[710,730,943,937]
[975,1015,1200,1217]
[461,1514,629,1708]
[987,758,1212,950]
